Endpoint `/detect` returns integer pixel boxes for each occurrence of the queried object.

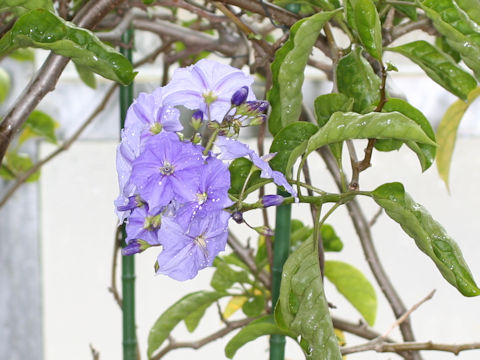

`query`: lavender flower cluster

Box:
[115,59,296,281]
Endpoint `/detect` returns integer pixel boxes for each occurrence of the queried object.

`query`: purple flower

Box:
[124,88,183,153]
[175,157,234,227]
[126,206,163,246]
[215,136,298,199]
[262,195,284,207]
[156,212,230,281]
[129,132,204,213]
[162,59,256,122]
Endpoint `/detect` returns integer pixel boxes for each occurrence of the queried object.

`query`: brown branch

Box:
[228,231,271,288]
[332,317,395,343]
[109,226,123,308]
[151,318,253,360]
[342,340,480,356]
[154,0,227,23]
[89,344,100,360]
[391,17,437,41]
[0,0,128,164]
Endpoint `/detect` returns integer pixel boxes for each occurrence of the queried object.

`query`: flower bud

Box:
[191,110,204,130]
[231,86,249,106]
[262,195,284,208]
[246,100,269,113]
[232,211,243,224]
[117,195,143,212]
[122,239,152,256]
[253,226,274,237]
[249,114,266,126]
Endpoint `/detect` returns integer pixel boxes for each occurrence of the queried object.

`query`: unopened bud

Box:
[249,114,266,126]
[231,86,249,106]
[262,195,284,208]
[122,239,151,256]
[191,110,204,130]
[232,211,243,224]
[253,226,274,237]
[246,100,269,113]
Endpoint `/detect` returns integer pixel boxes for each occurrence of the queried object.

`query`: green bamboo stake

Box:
[120,28,137,360]
[270,190,291,360]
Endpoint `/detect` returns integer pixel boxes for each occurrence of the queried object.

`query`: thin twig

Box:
[89,344,100,360]
[368,207,383,227]
[150,318,253,360]
[228,231,271,288]
[109,226,123,308]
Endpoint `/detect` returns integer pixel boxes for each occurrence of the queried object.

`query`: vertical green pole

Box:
[270,190,291,360]
[120,28,137,360]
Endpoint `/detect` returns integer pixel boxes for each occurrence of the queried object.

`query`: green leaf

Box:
[373,182,480,297]
[0,164,16,180]
[435,36,461,63]
[314,93,354,126]
[19,110,58,145]
[228,158,270,198]
[321,224,343,252]
[148,291,227,357]
[242,293,265,317]
[324,260,377,325]
[353,0,383,60]
[336,47,381,113]
[305,111,437,171]
[269,122,319,175]
[436,87,480,188]
[225,315,295,359]
[5,152,40,182]
[211,258,250,292]
[74,63,97,89]
[0,0,54,15]
[420,0,480,79]
[387,41,477,100]
[184,301,212,333]
[392,0,417,20]
[382,98,436,171]
[267,9,342,135]
[0,9,136,85]
[279,237,342,359]
[8,48,35,62]
[0,67,10,104]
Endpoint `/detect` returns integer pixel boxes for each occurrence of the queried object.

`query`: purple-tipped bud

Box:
[191,110,204,130]
[246,100,269,113]
[262,195,284,208]
[122,239,151,256]
[117,195,143,212]
[249,114,266,126]
[232,211,243,224]
[231,86,249,106]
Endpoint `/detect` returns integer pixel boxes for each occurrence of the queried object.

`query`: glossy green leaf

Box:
[321,224,343,252]
[324,260,377,325]
[270,122,318,175]
[0,9,136,85]
[436,87,480,188]
[289,219,314,253]
[392,0,417,20]
[228,158,269,198]
[336,47,381,113]
[148,291,227,357]
[314,93,354,126]
[184,301,212,333]
[373,182,480,297]
[9,48,35,62]
[19,110,58,145]
[420,0,480,79]
[279,237,342,359]
[387,41,477,100]
[435,36,461,63]
[0,67,10,104]
[74,63,97,89]
[225,315,295,358]
[305,111,437,170]
[5,152,40,182]
[211,258,250,292]
[242,293,265,317]
[268,9,341,135]
[0,0,53,15]
[353,0,383,60]
[455,0,480,25]
[382,98,436,171]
